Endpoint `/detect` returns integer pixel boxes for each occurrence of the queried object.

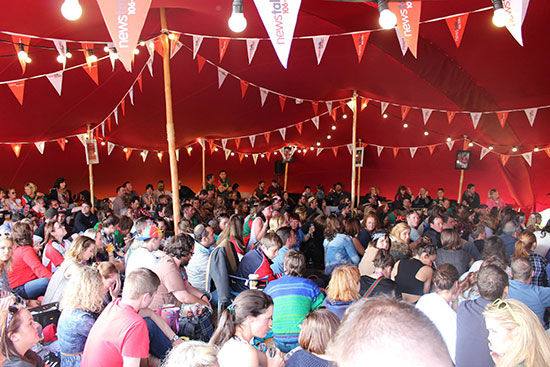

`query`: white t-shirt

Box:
[217,337,255,367]
[416,292,457,363]
[125,247,158,275]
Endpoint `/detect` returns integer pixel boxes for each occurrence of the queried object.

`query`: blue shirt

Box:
[323,233,360,276]
[508,279,550,328]
[57,308,98,367]
[271,246,290,275]
[455,297,492,367]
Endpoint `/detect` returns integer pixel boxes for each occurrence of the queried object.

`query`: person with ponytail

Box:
[0,305,45,366]
[210,290,283,367]
[217,214,246,259]
[513,231,549,287]
[244,200,273,250]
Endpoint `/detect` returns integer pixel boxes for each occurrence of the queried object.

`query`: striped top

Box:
[264,275,324,344]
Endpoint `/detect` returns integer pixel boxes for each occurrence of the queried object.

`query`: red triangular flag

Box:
[500,155,509,166]
[545,148,550,159]
[445,14,469,48]
[264,132,271,144]
[137,74,143,92]
[447,111,456,124]
[428,145,437,155]
[208,140,215,154]
[7,81,25,105]
[295,122,303,135]
[170,33,181,54]
[332,147,339,157]
[11,35,31,74]
[312,101,318,115]
[240,80,249,99]
[279,95,287,111]
[401,106,411,120]
[83,63,99,85]
[389,1,422,58]
[351,32,370,62]
[497,112,509,128]
[331,109,338,121]
[360,97,369,111]
[197,55,206,73]
[219,38,230,62]
[153,37,164,56]
[107,116,112,132]
[238,153,244,163]
[339,101,346,113]
[235,138,241,149]
[392,147,400,158]
[157,151,163,162]
[125,148,133,161]
[266,152,271,161]
[121,99,126,116]
[11,144,21,158]
[57,138,66,151]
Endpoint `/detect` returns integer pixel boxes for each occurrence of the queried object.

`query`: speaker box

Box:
[274,160,284,175]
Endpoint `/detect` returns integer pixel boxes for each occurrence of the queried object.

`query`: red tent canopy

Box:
[1,0,549,212]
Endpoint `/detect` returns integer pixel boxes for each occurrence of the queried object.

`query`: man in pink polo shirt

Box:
[82,268,160,367]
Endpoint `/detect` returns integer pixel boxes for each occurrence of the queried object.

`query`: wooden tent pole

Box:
[350,91,358,211]
[457,138,468,204]
[201,138,206,189]
[356,138,362,207]
[160,8,181,232]
[283,162,289,192]
[86,124,95,212]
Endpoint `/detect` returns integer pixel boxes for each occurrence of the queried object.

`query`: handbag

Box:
[176,303,214,342]
[29,302,61,328]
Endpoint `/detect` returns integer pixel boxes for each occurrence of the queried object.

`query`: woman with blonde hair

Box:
[322,265,361,319]
[57,266,106,367]
[42,235,96,304]
[525,212,542,231]
[513,231,549,287]
[286,309,340,367]
[389,222,411,262]
[162,341,218,367]
[268,215,287,233]
[483,298,550,367]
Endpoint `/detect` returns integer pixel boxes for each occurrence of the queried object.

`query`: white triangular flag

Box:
[101,122,105,137]
[109,51,117,71]
[470,112,482,129]
[171,41,183,59]
[279,128,286,141]
[129,87,134,105]
[222,139,228,150]
[447,140,455,151]
[480,147,490,160]
[316,148,323,156]
[377,146,384,157]
[524,108,537,126]
[77,134,87,147]
[225,149,231,160]
[409,147,417,158]
[253,0,302,68]
[295,98,303,104]
[259,88,269,107]
[381,102,389,115]
[107,142,115,156]
[113,107,118,125]
[34,142,45,154]
[252,154,258,164]
[422,108,433,125]
[522,152,532,166]
[347,144,353,155]
[246,39,260,64]
[249,135,256,148]
[279,147,286,157]
[326,101,333,114]
[312,116,320,129]
[147,40,155,58]
[198,139,205,149]
[193,36,204,59]
[176,149,180,161]
[395,27,408,56]
[141,150,148,162]
[218,68,228,88]
[146,56,154,77]
[52,39,67,68]
[504,0,527,46]
[346,99,356,114]
[46,72,63,96]
[312,36,330,65]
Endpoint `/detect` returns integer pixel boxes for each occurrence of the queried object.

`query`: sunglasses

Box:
[5,305,19,329]
[491,298,522,326]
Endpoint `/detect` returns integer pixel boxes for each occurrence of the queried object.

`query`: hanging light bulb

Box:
[297,149,302,153]
[25,57,32,63]
[446,136,452,142]
[512,146,518,152]
[492,0,508,27]
[167,33,176,40]
[123,148,128,152]
[261,154,265,158]
[57,54,66,63]
[61,0,83,21]
[214,147,219,152]
[342,114,348,119]
[66,51,72,59]
[489,145,494,150]
[139,40,146,47]
[403,123,408,128]
[17,44,28,61]
[382,113,388,119]
[103,45,110,53]
[327,135,332,140]
[534,146,539,152]
[310,147,314,151]
[133,48,140,55]
[331,125,337,131]
[231,152,235,156]
[101,141,106,146]
[316,141,321,147]
[468,142,474,147]
[424,131,429,136]
[228,0,247,33]
[377,0,397,29]
[88,50,98,63]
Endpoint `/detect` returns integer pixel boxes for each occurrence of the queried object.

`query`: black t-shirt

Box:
[360,275,402,300]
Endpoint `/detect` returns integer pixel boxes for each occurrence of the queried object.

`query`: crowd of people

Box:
[0,173,549,367]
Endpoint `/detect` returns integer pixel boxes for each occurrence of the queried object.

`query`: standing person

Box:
[112,186,127,217]
[392,240,436,303]
[462,184,481,209]
[210,290,284,367]
[217,171,232,197]
[323,215,360,276]
[264,250,324,352]
[82,268,161,367]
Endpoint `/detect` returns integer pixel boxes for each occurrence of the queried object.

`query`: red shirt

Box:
[8,246,52,289]
[82,298,149,367]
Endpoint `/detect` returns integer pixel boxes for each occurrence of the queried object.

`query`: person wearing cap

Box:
[125,225,163,275]
[327,182,350,207]
[306,197,322,218]
[72,202,98,234]
[34,207,58,240]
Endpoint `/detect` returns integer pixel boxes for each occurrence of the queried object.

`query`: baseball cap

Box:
[137,225,163,241]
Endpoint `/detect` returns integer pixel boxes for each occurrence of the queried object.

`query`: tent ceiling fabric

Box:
[1,0,549,211]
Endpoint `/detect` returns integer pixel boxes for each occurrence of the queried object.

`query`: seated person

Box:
[360,249,402,299]
[42,221,69,273]
[125,225,163,275]
[264,250,324,352]
[8,222,52,299]
[161,341,218,367]
[186,225,216,293]
[286,309,340,367]
[322,265,361,319]
[235,232,282,292]
[270,226,297,275]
